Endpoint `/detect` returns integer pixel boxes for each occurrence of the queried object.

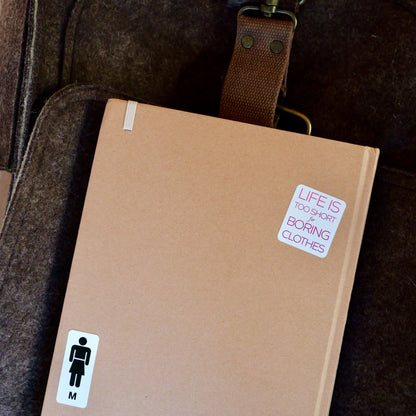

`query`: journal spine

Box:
[314,147,379,416]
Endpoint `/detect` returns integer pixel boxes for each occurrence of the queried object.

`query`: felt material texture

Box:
[0,0,29,168]
[6,0,416,171]
[287,0,416,172]
[61,0,236,114]
[333,167,416,414]
[0,0,415,415]
[10,0,236,171]
[0,85,128,415]
[13,0,79,170]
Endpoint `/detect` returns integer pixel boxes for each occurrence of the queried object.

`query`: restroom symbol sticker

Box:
[56,330,99,408]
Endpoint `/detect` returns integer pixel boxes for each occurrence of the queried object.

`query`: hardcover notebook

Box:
[41,99,379,415]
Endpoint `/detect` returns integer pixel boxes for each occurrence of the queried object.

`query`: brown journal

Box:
[41,99,378,415]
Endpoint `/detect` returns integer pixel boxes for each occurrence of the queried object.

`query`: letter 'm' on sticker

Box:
[278,184,346,258]
[56,330,99,408]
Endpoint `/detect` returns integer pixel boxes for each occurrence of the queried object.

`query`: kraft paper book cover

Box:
[41,99,379,415]
[0,170,11,221]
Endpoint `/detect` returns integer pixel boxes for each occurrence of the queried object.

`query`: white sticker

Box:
[56,330,99,408]
[123,100,137,131]
[278,184,346,258]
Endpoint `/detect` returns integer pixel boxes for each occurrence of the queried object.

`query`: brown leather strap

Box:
[219,15,295,127]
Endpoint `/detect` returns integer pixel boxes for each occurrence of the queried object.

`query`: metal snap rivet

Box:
[270,40,284,54]
[241,35,254,49]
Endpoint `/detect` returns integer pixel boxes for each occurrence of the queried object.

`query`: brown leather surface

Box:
[219,15,295,127]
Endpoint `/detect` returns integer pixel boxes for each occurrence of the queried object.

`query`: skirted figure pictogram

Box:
[69,337,91,388]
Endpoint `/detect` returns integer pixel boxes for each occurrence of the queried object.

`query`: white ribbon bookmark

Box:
[123,101,138,131]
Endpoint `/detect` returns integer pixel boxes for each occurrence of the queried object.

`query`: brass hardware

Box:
[238,5,298,30]
[238,0,307,27]
[238,5,264,16]
[276,104,312,135]
[270,40,284,54]
[241,35,254,49]
[260,0,280,17]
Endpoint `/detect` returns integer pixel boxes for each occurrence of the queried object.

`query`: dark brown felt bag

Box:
[0,1,416,415]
